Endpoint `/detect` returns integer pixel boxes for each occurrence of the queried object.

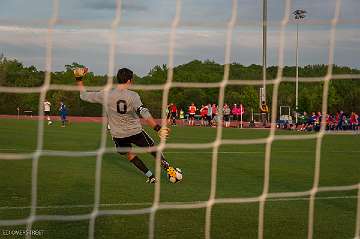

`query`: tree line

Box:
[0,58,359,118]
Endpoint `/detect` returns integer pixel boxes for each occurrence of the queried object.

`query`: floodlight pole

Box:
[293,9,307,124]
[262,0,267,103]
[295,22,299,124]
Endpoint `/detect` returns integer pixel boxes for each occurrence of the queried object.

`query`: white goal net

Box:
[0,0,359,239]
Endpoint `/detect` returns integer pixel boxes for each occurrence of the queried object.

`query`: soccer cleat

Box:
[167,167,183,183]
[146,177,156,184]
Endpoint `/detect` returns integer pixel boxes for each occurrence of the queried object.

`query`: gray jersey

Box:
[223,107,231,116]
[80,88,152,138]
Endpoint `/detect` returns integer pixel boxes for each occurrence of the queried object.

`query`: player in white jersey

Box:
[43,99,52,125]
[75,67,179,183]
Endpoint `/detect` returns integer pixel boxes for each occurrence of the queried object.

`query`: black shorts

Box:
[171,112,177,118]
[189,114,195,119]
[113,131,155,155]
[224,115,230,121]
[44,111,50,116]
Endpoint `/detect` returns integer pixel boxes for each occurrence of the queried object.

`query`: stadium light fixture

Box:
[292,9,307,124]
[293,9,307,20]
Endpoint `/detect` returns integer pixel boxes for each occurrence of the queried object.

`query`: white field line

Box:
[165,150,360,154]
[0,195,357,211]
[1,149,360,154]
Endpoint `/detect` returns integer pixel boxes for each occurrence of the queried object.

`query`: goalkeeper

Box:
[75,67,173,184]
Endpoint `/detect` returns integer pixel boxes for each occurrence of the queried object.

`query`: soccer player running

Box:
[74,67,177,184]
[43,99,52,125]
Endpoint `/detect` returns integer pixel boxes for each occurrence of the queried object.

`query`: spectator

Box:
[170,103,177,126]
[223,103,231,128]
[212,104,218,125]
[232,104,242,128]
[200,105,208,126]
[350,112,356,130]
[335,111,340,130]
[188,103,197,126]
[297,112,307,131]
[343,113,349,130]
[326,113,335,131]
[260,101,269,127]
[207,103,213,126]
[283,110,359,132]
[301,112,314,131]
[336,111,345,130]
[231,104,238,124]
[308,112,317,130]
[179,108,185,126]
[314,111,322,132]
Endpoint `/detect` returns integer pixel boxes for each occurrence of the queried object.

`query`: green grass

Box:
[0,119,359,239]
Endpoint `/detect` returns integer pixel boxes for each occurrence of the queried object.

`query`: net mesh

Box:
[0,0,359,239]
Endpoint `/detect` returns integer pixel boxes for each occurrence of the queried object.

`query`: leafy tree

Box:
[64,62,85,72]
[0,58,359,117]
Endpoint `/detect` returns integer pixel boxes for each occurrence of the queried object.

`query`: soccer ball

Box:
[48,121,53,125]
[167,167,183,183]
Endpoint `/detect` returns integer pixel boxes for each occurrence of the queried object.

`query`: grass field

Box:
[0,118,359,239]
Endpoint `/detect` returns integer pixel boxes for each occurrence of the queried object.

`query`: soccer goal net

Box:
[0,0,359,239]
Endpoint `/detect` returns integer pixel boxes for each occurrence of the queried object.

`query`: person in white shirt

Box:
[43,99,52,125]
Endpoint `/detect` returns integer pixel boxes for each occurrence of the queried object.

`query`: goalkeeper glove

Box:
[73,67,88,81]
[154,125,170,139]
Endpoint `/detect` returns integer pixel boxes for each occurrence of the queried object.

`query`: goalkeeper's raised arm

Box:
[74,67,181,184]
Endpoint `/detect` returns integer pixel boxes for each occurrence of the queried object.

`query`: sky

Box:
[0,0,359,76]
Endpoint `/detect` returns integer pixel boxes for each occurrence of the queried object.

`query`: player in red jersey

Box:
[170,103,177,126]
[350,112,359,131]
[200,105,208,126]
[211,104,218,126]
[188,103,197,126]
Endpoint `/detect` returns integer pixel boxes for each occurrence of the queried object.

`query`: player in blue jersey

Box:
[59,101,68,127]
